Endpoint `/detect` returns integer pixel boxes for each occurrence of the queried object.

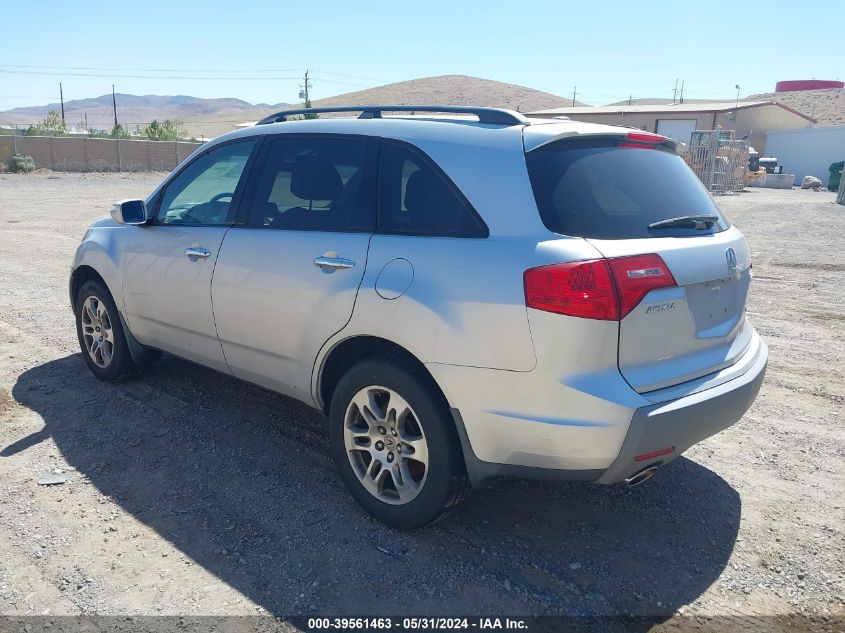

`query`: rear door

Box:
[211,134,378,400]
[525,135,753,393]
[122,138,257,372]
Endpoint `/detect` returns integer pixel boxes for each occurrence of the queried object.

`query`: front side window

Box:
[247,136,375,232]
[378,142,487,238]
[157,139,256,225]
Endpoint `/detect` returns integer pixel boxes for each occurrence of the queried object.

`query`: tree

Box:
[110,124,130,139]
[303,98,319,120]
[25,110,66,136]
[142,119,183,141]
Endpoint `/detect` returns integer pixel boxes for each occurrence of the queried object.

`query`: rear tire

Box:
[329,355,469,529]
[75,279,142,382]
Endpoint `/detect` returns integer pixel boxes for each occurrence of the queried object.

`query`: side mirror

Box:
[111,199,148,225]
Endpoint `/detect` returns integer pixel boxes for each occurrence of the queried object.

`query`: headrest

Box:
[404,169,441,214]
[290,156,343,200]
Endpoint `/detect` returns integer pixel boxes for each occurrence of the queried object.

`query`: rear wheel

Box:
[75,279,142,382]
[329,356,469,529]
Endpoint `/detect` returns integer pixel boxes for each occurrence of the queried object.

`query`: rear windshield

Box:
[525,138,729,239]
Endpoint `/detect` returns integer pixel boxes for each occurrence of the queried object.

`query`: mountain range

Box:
[0,75,582,138]
[2,76,841,138]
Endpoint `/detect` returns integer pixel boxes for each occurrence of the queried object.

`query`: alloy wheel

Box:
[343,386,429,505]
[80,295,114,368]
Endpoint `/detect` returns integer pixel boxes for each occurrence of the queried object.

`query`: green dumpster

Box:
[829,161,844,192]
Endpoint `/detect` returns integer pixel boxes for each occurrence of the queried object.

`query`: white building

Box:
[526,101,815,154]
[765,126,845,187]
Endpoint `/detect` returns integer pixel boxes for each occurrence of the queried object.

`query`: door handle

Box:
[313,256,355,270]
[185,247,211,259]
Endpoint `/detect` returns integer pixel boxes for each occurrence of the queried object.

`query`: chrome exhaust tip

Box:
[625,465,660,487]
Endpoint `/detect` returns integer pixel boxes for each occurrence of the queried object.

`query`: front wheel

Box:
[329,356,469,529]
[75,279,142,382]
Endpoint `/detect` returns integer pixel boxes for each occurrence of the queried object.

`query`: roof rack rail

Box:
[255,105,529,126]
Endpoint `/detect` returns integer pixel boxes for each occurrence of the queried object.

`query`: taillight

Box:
[618,131,666,149]
[607,254,676,318]
[626,131,665,144]
[524,254,676,321]
[524,260,618,320]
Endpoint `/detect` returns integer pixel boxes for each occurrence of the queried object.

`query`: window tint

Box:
[525,139,728,239]
[247,136,374,232]
[157,140,256,225]
[379,142,486,237]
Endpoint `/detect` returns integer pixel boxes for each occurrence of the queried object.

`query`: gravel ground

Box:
[0,173,843,630]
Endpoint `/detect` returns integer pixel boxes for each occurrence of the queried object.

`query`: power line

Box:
[0,68,303,81]
[0,64,392,84]
[0,68,382,90]
[0,94,60,100]
[307,75,374,89]
[0,63,301,73]
[311,69,392,83]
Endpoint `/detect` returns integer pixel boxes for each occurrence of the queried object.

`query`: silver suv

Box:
[70,105,767,528]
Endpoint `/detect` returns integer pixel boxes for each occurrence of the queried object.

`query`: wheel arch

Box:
[70,229,126,314]
[315,335,450,415]
[70,263,159,367]
[69,264,110,309]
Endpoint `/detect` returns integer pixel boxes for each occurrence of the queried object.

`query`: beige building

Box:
[525,101,815,153]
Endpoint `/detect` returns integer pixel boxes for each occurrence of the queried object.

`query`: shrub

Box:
[11,154,35,173]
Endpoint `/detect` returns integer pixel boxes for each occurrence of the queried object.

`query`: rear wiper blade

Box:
[648,214,720,230]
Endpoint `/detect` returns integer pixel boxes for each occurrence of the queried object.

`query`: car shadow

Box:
[8,353,740,626]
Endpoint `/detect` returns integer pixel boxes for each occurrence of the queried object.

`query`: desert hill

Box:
[0,94,286,137]
[0,75,581,138]
[746,88,844,126]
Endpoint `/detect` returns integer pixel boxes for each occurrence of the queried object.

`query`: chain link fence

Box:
[0,135,203,173]
[683,130,749,194]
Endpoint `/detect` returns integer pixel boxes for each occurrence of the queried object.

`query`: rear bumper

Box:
[440,335,767,487]
[595,338,767,484]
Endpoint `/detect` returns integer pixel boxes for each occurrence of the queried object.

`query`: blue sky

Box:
[1,0,840,111]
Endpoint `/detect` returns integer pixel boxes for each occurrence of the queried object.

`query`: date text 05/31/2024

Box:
[306,617,528,630]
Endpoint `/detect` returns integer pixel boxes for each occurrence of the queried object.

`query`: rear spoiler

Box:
[525,130,684,155]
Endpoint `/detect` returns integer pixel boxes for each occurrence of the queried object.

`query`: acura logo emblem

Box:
[726,248,738,273]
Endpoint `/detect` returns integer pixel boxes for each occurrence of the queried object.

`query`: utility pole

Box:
[571,86,577,107]
[84,113,89,133]
[300,70,313,105]
[679,79,685,104]
[672,78,678,104]
[59,83,65,123]
[300,70,317,118]
[111,84,118,128]
[628,95,633,105]
[735,84,741,109]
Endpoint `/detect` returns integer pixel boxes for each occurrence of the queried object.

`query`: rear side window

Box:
[379,142,487,238]
[525,139,728,239]
[247,136,376,232]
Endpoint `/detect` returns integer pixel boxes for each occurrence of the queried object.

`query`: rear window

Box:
[525,139,729,239]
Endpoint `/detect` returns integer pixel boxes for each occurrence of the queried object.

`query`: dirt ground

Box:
[0,173,842,630]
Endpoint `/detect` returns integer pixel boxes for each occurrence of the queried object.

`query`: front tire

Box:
[75,279,142,382]
[329,355,469,529]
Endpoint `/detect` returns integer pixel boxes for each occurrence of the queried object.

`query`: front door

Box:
[212,134,377,400]
[122,139,258,371]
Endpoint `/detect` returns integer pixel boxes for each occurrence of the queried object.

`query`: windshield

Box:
[525,138,729,239]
